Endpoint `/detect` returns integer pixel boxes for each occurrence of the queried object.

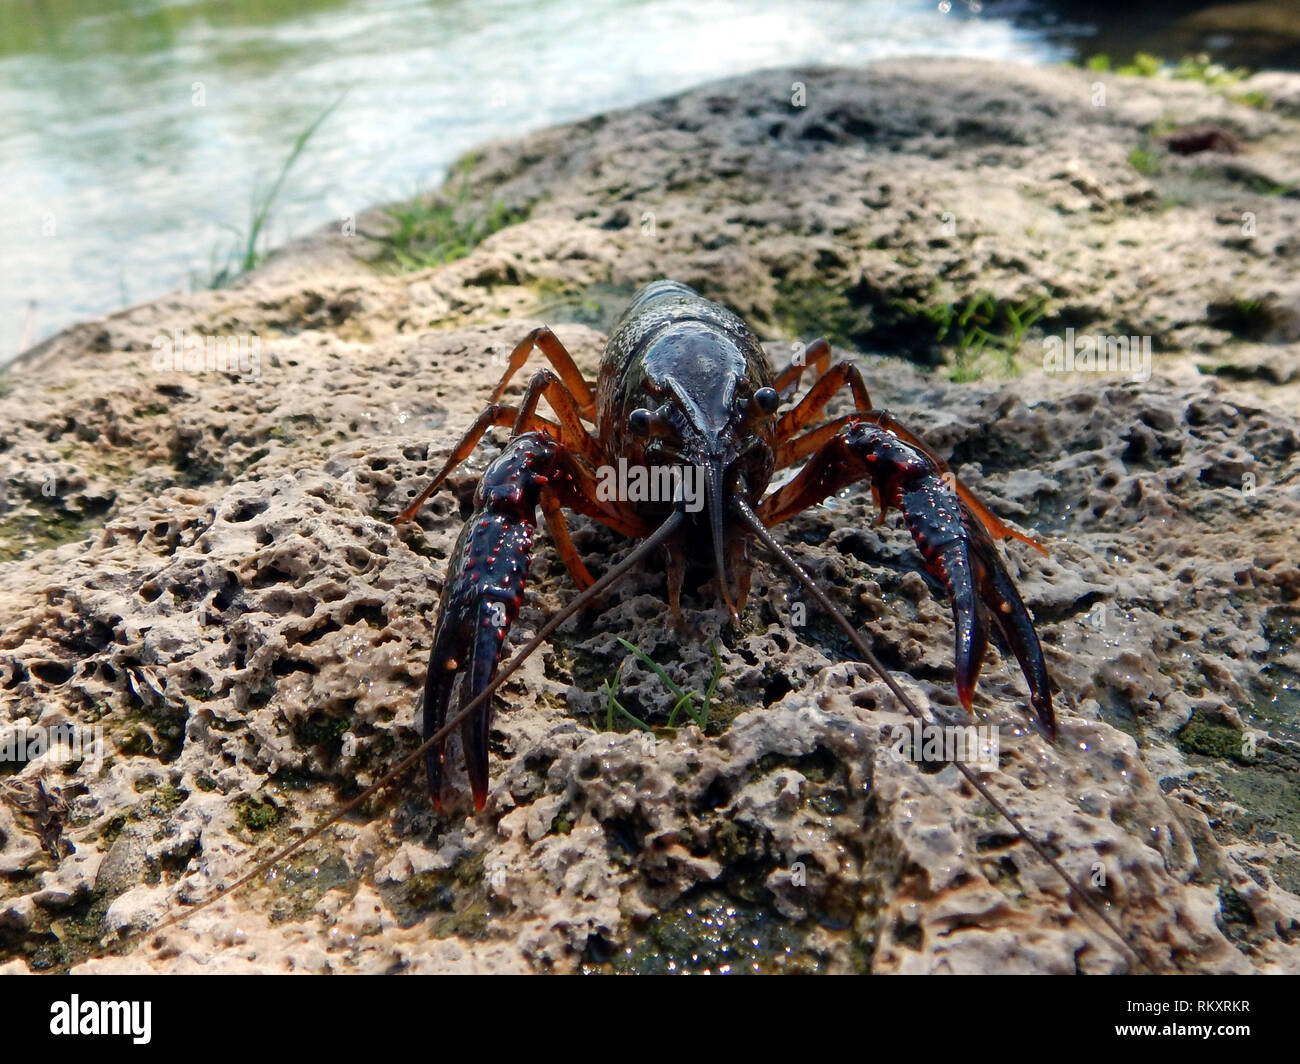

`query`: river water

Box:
[7,1,1296,366]
[0,0,1084,364]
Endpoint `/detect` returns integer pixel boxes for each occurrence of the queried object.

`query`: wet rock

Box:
[103,884,170,936]
[0,59,1297,974]
[0,895,35,931]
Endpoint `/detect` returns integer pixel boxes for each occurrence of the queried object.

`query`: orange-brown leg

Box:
[768,356,1044,553]
[777,407,928,469]
[501,368,660,540]
[396,404,543,523]
[772,337,833,400]
[551,458,656,540]
[510,370,605,469]
[774,415,853,471]
[396,368,601,525]
[775,360,873,443]
[771,407,1044,552]
[491,326,597,421]
[509,366,649,586]
[540,493,596,590]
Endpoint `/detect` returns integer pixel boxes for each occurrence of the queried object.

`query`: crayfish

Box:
[397,280,1055,811]
[144,282,1144,969]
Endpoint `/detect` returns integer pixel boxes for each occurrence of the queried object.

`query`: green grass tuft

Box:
[204,94,346,289]
[369,173,529,272]
[1128,147,1159,176]
[236,796,281,832]
[1080,51,1254,93]
[604,638,723,732]
[891,291,1048,382]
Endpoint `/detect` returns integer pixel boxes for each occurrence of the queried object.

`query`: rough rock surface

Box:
[1,59,1298,974]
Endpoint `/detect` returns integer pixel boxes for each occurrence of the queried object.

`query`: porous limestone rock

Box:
[1,59,1298,974]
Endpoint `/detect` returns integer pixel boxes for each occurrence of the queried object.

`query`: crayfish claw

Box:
[844,421,1055,738]
[421,432,562,810]
[970,526,1056,739]
[950,565,990,715]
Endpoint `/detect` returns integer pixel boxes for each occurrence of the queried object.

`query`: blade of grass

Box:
[667,691,699,729]
[604,659,651,731]
[616,636,718,729]
[207,92,347,288]
[616,637,691,705]
[610,692,651,732]
[241,93,347,274]
[700,641,722,728]
[603,660,626,731]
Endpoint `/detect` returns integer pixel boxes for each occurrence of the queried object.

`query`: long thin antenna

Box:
[731,497,1159,974]
[128,510,686,946]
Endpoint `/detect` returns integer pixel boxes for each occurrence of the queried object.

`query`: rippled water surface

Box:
[0,0,1078,363]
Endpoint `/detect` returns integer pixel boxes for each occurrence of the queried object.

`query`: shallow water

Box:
[0,0,1072,364]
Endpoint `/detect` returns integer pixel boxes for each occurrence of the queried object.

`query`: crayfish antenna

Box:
[730,496,1149,971]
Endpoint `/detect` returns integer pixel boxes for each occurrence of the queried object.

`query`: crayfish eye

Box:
[629,408,654,437]
[754,387,779,414]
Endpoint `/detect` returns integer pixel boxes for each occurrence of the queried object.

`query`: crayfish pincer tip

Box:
[1039,708,1058,743]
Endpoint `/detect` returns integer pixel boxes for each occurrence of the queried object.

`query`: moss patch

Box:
[1176,711,1248,761]
[236,796,281,832]
[378,850,506,939]
[772,276,872,351]
[0,507,108,563]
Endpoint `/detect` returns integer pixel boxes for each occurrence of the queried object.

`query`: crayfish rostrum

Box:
[397,280,1055,811]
